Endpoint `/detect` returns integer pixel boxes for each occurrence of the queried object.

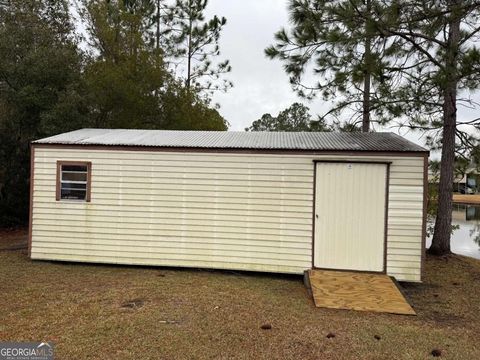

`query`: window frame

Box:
[56,161,92,202]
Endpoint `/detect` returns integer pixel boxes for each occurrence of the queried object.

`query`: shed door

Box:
[314,162,388,272]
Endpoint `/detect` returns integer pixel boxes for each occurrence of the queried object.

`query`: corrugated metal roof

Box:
[33,128,428,152]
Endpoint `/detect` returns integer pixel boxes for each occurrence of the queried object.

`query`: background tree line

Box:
[0,0,231,225]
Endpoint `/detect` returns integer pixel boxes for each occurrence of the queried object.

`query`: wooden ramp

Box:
[308,269,415,315]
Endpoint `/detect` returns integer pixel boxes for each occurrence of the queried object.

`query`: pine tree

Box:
[82,0,228,131]
[371,0,480,255]
[265,0,399,132]
[163,0,232,93]
[81,0,165,128]
[122,0,169,52]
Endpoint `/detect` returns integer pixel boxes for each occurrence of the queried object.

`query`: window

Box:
[56,162,91,201]
[467,177,476,188]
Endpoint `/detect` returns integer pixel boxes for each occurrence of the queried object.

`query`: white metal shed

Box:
[29,129,428,282]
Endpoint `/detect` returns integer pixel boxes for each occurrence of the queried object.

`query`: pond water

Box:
[426,204,480,259]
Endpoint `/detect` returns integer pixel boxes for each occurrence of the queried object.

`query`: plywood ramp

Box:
[308,270,415,315]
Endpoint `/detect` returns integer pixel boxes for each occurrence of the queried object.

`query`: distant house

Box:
[429,163,478,194]
[454,167,478,194]
[29,129,428,282]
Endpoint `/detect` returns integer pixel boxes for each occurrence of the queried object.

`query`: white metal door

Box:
[314,162,387,272]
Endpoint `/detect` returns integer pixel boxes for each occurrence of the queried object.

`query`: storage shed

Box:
[29,129,428,282]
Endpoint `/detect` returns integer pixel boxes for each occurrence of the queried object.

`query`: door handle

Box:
[315,214,319,219]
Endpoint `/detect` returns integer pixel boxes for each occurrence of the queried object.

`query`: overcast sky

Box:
[204,0,315,131]
[202,0,480,151]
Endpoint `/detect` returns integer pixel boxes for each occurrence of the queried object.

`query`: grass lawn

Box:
[1,229,480,359]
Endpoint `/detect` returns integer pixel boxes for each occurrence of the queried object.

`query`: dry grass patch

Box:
[1,229,479,359]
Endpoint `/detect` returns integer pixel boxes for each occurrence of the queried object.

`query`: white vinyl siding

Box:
[31,148,425,281]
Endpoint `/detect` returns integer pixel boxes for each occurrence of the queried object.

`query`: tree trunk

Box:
[362,54,371,133]
[362,0,372,133]
[428,0,461,256]
[156,0,160,50]
[429,88,456,255]
[186,13,192,89]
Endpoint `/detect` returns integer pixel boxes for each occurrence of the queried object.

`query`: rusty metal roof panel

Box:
[33,129,428,152]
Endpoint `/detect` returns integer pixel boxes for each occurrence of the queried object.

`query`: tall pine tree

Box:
[266,0,399,132]
[163,0,232,93]
[370,0,480,255]
[81,0,228,130]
